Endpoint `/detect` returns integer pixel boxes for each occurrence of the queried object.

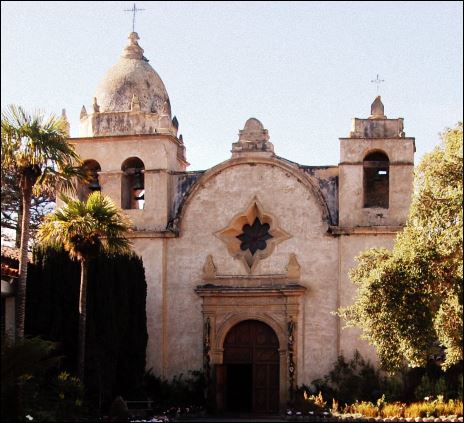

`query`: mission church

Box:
[69,31,415,413]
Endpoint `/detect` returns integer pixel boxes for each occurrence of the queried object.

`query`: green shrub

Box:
[310,351,463,405]
[54,372,84,421]
[1,336,61,422]
[407,360,463,401]
[21,371,85,422]
[415,374,448,400]
[311,351,383,405]
[141,370,207,410]
[109,396,129,421]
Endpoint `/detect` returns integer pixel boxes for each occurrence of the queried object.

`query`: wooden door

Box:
[223,320,279,413]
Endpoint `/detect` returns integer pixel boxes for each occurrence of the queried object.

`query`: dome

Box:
[94,32,171,115]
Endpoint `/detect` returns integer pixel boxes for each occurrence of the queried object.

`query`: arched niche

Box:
[121,157,145,210]
[363,151,389,208]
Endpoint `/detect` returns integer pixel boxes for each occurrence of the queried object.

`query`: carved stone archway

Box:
[195,282,306,412]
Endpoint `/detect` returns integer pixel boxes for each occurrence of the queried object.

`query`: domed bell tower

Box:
[70,32,188,231]
[338,97,415,229]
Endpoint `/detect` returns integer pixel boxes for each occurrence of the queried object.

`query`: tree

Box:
[26,247,148,407]
[1,167,55,247]
[339,123,463,371]
[36,192,133,382]
[1,105,82,342]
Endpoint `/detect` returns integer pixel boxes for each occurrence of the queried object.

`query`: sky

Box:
[1,1,463,171]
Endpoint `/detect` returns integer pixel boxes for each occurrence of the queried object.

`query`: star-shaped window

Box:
[215,197,290,273]
[237,218,273,255]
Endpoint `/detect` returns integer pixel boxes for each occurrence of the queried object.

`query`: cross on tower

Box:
[370,74,385,94]
[124,3,145,33]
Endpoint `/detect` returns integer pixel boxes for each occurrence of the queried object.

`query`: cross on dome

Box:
[124,3,145,33]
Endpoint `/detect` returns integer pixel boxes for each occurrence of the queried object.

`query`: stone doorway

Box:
[221,320,279,414]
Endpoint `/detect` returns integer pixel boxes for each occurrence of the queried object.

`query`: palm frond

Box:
[34,164,87,197]
[37,192,133,261]
[1,104,82,195]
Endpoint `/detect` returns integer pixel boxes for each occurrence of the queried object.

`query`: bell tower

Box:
[338,97,415,228]
[69,32,188,231]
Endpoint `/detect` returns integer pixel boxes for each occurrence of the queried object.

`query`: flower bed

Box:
[286,391,463,422]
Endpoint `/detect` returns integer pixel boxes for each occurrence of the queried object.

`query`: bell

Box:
[88,176,101,191]
[132,171,144,190]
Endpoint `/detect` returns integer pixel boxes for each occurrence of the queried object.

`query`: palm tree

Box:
[1,105,82,342]
[37,191,133,382]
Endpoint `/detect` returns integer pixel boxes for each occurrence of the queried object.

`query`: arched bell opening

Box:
[79,159,101,201]
[121,157,145,210]
[363,151,389,208]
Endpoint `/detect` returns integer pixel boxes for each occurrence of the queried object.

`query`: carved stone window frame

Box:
[215,196,291,273]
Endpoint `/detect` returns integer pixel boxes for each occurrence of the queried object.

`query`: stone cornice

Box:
[195,283,307,296]
[97,169,174,176]
[339,137,415,141]
[126,230,177,239]
[328,225,403,235]
[69,133,181,145]
[339,161,414,166]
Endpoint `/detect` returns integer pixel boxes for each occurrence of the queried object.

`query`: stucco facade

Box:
[68,33,415,412]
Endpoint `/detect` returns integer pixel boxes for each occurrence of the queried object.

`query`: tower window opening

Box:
[79,160,101,201]
[363,151,389,208]
[121,157,145,210]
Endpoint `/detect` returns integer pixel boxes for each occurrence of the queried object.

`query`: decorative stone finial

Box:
[349,97,406,138]
[130,94,141,112]
[369,96,386,119]
[286,253,301,280]
[239,118,270,143]
[93,97,100,113]
[122,32,144,60]
[172,116,179,130]
[202,255,217,280]
[231,118,274,157]
[80,105,87,119]
[61,109,70,136]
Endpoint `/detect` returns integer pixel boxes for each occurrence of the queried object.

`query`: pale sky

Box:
[1,1,462,170]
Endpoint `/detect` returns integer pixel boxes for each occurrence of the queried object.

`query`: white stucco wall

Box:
[164,160,340,383]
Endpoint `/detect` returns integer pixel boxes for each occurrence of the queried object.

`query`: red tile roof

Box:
[1,262,19,277]
[1,246,31,262]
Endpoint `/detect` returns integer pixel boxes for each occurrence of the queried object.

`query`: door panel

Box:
[222,320,279,413]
